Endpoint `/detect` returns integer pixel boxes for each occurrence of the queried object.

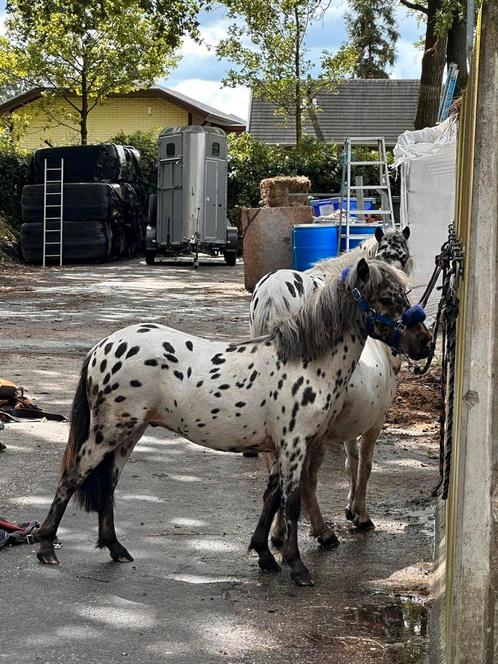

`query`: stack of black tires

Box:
[20,144,148,264]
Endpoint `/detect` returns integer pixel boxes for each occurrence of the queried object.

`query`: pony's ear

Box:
[375,227,384,242]
[402,226,410,240]
[357,258,370,283]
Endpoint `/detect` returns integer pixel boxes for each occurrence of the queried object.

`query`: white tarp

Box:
[393,116,457,316]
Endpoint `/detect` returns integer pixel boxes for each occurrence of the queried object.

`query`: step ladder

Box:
[339,137,395,253]
[42,158,64,267]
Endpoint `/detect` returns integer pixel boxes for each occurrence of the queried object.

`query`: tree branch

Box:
[400,0,428,15]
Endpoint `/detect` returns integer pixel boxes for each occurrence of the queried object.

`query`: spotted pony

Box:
[249,227,415,544]
[34,258,431,587]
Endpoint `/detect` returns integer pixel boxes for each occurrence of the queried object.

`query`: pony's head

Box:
[343,258,432,360]
[374,227,413,275]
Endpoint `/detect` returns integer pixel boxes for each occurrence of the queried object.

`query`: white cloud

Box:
[390,39,423,79]
[178,18,230,59]
[170,79,251,122]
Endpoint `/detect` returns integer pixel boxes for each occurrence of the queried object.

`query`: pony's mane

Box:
[273,260,409,362]
[308,236,378,278]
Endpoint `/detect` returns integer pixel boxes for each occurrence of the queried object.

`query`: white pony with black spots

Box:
[250,227,415,545]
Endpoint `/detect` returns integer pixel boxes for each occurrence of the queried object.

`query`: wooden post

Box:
[431,4,498,661]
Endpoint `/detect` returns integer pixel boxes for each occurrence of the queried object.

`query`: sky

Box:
[165,3,425,122]
[0,1,424,123]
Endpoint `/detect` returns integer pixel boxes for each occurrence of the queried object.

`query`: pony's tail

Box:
[60,354,114,514]
[60,354,91,479]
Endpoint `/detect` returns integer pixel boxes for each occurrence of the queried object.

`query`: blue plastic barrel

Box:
[292,224,339,271]
[340,223,382,252]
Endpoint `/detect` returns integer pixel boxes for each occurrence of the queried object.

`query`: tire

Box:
[145,250,156,265]
[224,250,237,266]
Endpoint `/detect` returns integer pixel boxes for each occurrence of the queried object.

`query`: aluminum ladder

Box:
[339,137,395,253]
[42,158,64,267]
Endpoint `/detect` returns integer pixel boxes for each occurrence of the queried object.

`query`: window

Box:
[166,142,175,157]
[212,142,220,157]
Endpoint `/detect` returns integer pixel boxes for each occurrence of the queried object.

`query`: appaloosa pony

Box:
[250,227,415,545]
[35,257,431,587]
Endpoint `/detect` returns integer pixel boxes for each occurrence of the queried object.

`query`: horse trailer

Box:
[145,126,238,265]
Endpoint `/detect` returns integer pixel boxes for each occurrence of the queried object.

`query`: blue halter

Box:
[341,266,426,355]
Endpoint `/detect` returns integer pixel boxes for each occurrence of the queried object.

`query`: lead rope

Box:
[399,226,463,498]
[432,225,464,499]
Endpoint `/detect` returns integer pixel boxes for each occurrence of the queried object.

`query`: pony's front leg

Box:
[352,426,381,530]
[302,439,339,548]
[344,438,359,522]
[249,462,282,573]
[280,443,313,587]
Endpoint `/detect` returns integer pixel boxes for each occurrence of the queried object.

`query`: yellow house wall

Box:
[12,95,189,149]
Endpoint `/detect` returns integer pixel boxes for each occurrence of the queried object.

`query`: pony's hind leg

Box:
[249,462,282,573]
[352,425,382,530]
[344,438,359,522]
[97,428,146,562]
[36,439,115,564]
[36,474,79,564]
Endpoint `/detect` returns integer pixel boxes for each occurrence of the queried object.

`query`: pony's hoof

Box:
[291,569,314,587]
[270,533,284,548]
[111,549,134,563]
[317,529,340,548]
[258,552,281,573]
[345,507,355,522]
[354,517,375,531]
[37,550,59,565]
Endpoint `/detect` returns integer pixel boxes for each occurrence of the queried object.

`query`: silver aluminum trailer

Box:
[145,125,238,265]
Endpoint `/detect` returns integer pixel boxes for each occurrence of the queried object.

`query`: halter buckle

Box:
[351,288,362,302]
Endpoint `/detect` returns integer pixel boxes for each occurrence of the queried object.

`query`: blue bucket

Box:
[292,224,339,271]
[340,223,382,252]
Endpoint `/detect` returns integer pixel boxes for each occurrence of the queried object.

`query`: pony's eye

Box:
[379,298,391,306]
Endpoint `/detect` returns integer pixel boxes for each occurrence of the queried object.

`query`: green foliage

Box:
[217,0,356,146]
[0,144,29,232]
[109,129,159,198]
[0,0,201,144]
[227,133,342,227]
[345,0,399,78]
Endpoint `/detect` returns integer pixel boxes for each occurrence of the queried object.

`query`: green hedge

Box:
[0,148,29,232]
[227,134,343,228]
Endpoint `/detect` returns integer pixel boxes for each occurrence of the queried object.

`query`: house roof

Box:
[248,79,420,146]
[0,85,246,132]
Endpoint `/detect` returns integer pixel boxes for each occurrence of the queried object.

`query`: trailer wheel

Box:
[145,250,157,265]
[224,250,237,266]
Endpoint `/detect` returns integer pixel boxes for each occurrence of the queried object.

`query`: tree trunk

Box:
[414,0,447,130]
[447,10,469,95]
[80,67,88,145]
[293,6,304,147]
